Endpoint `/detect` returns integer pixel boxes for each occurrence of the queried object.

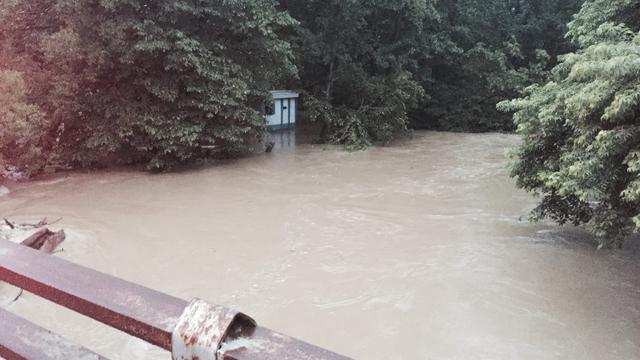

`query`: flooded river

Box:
[1,131,639,359]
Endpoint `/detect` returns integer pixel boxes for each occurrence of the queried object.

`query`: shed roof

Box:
[270,90,300,99]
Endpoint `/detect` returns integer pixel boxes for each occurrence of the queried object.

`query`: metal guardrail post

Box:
[171,298,256,360]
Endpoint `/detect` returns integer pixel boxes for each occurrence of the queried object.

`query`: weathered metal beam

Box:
[0,308,108,360]
[0,239,188,350]
[218,327,353,360]
[0,240,352,360]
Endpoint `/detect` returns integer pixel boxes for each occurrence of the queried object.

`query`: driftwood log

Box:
[2,217,66,253]
[20,228,66,254]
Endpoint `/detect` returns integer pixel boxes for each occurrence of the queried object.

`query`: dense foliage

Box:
[499,0,640,246]
[0,70,47,177]
[416,0,583,132]
[0,0,586,171]
[1,0,296,173]
[280,0,581,145]
[279,0,439,149]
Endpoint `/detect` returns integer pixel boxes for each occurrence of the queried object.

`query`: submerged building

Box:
[265,90,299,131]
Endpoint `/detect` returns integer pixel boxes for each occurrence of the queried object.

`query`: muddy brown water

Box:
[0,131,639,360]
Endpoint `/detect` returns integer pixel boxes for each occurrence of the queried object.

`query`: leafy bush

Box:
[499,0,640,246]
[0,71,48,177]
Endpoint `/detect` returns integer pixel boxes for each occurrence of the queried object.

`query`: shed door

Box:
[279,98,294,127]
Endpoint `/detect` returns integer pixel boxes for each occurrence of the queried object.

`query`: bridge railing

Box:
[0,240,351,360]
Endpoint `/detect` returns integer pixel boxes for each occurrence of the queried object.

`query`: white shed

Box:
[265,90,299,130]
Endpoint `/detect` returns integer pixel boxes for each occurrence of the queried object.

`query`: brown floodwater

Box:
[0,131,639,359]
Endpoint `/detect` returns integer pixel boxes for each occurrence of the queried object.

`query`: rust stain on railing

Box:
[171,298,256,360]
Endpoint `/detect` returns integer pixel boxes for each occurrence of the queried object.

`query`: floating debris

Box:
[1,218,65,251]
[1,217,66,303]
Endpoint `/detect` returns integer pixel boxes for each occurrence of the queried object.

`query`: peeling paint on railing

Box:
[171,298,256,360]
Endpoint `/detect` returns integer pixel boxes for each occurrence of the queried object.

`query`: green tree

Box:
[416,0,582,132]
[0,71,48,176]
[499,0,640,246]
[1,0,296,174]
[280,0,440,149]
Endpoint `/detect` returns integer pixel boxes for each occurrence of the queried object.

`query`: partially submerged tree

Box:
[499,0,640,246]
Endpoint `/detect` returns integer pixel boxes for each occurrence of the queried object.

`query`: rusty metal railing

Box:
[0,240,352,360]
